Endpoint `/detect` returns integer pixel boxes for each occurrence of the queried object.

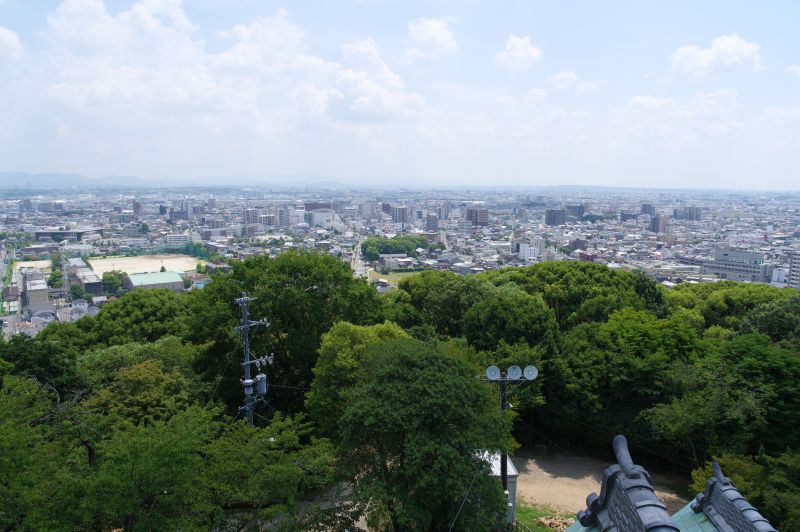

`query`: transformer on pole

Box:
[234,292,272,426]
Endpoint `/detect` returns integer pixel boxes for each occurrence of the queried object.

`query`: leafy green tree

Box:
[463,284,558,351]
[0,376,54,529]
[307,321,409,435]
[397,270,492,337]
[479,262,650,329]
[741,294,800,342]
[188,251,382,412]
[644,358,766,466]
[714,334,800,453]
[0,334,83,394]
[92,289,189,345]
[69,284,86,300]
[338,338,508,531]
[544,308,707,449]
[76,336,199,390]
[50,251,62,269]
[47,268,63,288]
[85,359,194,425]
[203,413,336,529]
[76,407,216,531]
[101,269,125,295]
[360,235,432,261]
[139,223,149,233]
[670,281,793,330]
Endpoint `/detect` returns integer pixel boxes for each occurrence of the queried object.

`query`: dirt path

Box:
[512,449,689,514]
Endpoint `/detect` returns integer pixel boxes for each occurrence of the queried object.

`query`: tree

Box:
[92,289,189,345]
[188,252,382,412]
[69,284,85,301]
[741,294,800,342]
[0,376,55,529]
[0,334,83,394]
[47,269,63,288]
[50,251,62,269]
[139,223,149,233]
[463,284,558,351]
[85,359,194,425]
[307,321,410,435]
[360,235,432,262]
[101,270,125,295]
[397,270,492,337]
[479,261,651,329]
[337,338,508,531]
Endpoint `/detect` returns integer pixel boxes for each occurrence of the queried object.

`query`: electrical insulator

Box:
[255,373,267,395]
[242,378,254,395]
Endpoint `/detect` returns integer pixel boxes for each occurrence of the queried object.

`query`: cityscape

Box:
[2,0,800,530]
[3,183,799,338]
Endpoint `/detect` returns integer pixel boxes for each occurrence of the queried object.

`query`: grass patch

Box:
[515,501,574,531]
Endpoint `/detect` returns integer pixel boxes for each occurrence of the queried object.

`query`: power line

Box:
[448,464,482,532]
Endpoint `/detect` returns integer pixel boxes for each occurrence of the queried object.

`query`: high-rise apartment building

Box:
[673,206,703,221]
[566,204,585,218]
[641,203,657,216]
[426,213,439,232]
[466,206,489,227]
[392,205,410,224]
[789,250,800,289]
[545,209,566,226]
[649,215,672,234]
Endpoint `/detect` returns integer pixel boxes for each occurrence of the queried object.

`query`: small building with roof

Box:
[123,271,184,293]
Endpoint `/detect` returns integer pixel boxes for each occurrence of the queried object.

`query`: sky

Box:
[0,0,799,189]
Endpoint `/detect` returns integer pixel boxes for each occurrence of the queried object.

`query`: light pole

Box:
[483,365,539,510]
[234,292,273,426]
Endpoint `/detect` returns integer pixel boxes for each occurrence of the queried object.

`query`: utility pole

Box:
[234,292,271,426]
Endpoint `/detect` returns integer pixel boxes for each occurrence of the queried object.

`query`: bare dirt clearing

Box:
[513,449,689,514]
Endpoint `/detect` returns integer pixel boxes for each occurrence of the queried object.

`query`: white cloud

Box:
[496,94,514,105]
[787,64,800,76]
[406,17,456,59]
[624,90,741,138]
[548,71,605,92]
[627,95,674,109]
[576,79,606,92]
[765,106,800,124]
[495,34,541,71]
[0,25,24,61]
[671,34,761,75]
[548,70,578,89]
[524,88,547,106]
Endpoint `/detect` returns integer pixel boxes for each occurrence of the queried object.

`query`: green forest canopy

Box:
[1,254,799,529]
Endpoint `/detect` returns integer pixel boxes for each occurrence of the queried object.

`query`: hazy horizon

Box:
[1,1,799,189]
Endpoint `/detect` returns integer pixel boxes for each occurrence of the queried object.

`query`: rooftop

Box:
[126,271,183,286]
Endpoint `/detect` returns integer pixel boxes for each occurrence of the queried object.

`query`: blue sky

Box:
[1,0,799,188]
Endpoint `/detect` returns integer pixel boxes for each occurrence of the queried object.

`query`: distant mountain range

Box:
[0,172,153,189]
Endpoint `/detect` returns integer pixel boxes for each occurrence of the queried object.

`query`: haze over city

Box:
[1,0,799,189]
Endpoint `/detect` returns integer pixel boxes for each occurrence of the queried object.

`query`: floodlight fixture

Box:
[507,365,522,380]
[486,365,501,380]
[523,365,538,381]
